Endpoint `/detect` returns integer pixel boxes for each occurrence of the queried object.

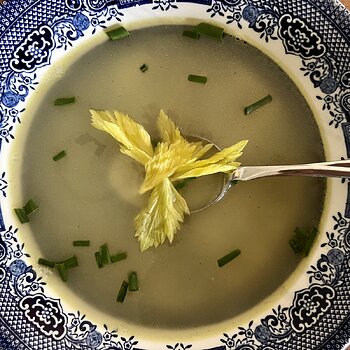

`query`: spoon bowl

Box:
[190,135,350,213]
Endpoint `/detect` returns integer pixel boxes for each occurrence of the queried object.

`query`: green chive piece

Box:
[195,23,225,40]
[182,30,200,39]
[289,238,301,255]
[188,74,207,84]
[14,198,39,223]
[128,272,139,291]
[139,64,148,73]
[23,199,39,215]
[95,251,103,269]
[54,97,75,106]
[230,180,239,186]
[110,252,127,263]
[174,177,196,190]
[117,280,129,303]
[289,226,318,257]
[14,208,29,223]
[244,94,272,115]
[56,263,68,282]
[106,27,129,41]
[217,249,241,267]
[303,227,318,256]
[53,150,67,161]
[38,258,55,268]
[62,255,78,269]
[100,243,111,265]
[73,240,90,247]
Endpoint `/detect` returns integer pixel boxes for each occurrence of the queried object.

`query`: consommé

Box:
[16,25,325,328]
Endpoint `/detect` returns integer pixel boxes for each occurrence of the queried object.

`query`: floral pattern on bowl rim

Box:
[0,0,350,349]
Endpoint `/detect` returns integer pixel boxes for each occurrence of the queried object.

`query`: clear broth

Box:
[20,25,325,328]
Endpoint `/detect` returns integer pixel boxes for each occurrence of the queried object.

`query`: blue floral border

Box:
[0,0,350,349]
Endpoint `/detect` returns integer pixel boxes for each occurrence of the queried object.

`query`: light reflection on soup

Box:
[20,25,325,328]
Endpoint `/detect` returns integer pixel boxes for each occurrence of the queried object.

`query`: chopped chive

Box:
[289,226,317,257]
[244,94,272,115]
[100,243,111,265]
[14,198,39,223]
[195,23,225,40]
[54,97,75,106]
[139,64,148,73]
[73,240,90,247]
[23,199,39,215]
[38,258,55,268]
[56,263,68,282]
[290,228,307,256]
[188,74,207,84]
[111,252,127,263]
[14,208,29,223]
[117,280,129,303]
[128,272,139,291]
[106,26,129,41]
[230,180,239,186]
[39,256,79,269]
[217,249,241,267]
[289,240,302,255]
[174,177,196,190]
[182,30,200,40]
[303,227,317,256]
[53,150,66,161]
[95,251,103,269]
[61,255,78,269]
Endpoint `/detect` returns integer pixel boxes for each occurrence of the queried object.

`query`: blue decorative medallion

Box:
[10,25,55,73]
[0,0,349,349]
[19,294,67,340]
[278,14,326,59]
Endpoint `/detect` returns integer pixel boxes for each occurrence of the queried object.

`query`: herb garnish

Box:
[289,226,317,257]
[91,109,247,251]
[217,249,241,267]
[54,97,75,106]
[244,95,272,115]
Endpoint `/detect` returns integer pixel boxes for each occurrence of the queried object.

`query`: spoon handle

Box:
[232,159,350,181]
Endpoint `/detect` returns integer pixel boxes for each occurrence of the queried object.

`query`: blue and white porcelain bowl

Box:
[0,0,350,349]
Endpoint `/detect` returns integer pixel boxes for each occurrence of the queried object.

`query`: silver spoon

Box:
[191,136,350,213]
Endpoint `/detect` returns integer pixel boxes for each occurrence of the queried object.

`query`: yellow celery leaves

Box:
[135,178,189,252]
[140,111,213,194]
[172,140,248,180]
[157,110,213,160]
[140,140,198,194]
[90,109,153,165]
[91,109,247,251]
[157,109,182,144]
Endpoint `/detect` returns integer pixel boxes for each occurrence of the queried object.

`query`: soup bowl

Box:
[0,0,350,349]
